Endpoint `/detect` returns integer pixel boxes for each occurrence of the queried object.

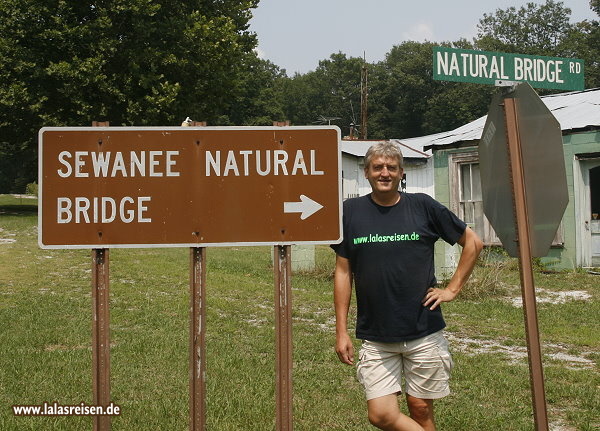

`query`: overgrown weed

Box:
[454,247,514,300]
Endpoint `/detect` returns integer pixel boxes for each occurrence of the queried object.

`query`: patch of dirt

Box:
[0,228,16,244]
[11,194,37,199]
[446,333,528,364]
[508,288,591,307]
[446,333,594,370]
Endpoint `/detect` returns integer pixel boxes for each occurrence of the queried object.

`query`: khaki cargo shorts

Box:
[357,330,453,400]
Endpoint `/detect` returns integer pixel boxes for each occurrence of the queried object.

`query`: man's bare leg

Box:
[367,394,424,431]
[406,395,435,431]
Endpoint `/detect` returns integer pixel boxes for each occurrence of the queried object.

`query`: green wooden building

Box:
[420,88,600,275]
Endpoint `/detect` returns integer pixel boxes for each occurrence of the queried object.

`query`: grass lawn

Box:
[0,194,598,430]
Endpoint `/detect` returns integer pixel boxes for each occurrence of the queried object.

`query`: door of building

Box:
[590,164,600,267]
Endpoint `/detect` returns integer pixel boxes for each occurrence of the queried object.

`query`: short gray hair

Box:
[364,142,404,169]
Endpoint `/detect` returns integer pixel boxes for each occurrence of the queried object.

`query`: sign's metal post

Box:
[189,117,208,431]
[503,98,549,431]
[91,121,111,431]
[272,120,293,430]
[92,249,111,431]
[190,247,207,431]
[274,244,293,431]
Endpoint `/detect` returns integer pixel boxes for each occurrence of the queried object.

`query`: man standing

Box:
[332,142,483,431]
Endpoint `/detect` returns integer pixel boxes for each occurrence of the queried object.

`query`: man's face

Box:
[364,156,403,194]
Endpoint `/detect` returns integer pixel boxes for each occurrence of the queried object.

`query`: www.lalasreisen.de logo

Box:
[353,232,420,245]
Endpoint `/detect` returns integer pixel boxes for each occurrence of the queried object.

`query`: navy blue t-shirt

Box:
[331,193,466,342]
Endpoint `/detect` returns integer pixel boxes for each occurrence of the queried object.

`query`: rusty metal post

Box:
[91,250,111,431]
[92,121,110,128]
[504,98,549,431]
[91,121,111,431]
[274,245,293,431]
[272,119,294,430]
[189,119,207,431]
[190,247,207,431]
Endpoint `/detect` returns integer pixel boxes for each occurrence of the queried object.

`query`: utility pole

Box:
[359,57,368,140]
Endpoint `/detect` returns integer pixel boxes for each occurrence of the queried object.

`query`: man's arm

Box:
[423,226,483,310]
[334,254,354,365]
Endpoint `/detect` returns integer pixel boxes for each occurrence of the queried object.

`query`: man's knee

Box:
[368,404,397,428]
[406,396,434,422]
[368,401,426,431]
[367,395,399,429]
[368,408,395,428]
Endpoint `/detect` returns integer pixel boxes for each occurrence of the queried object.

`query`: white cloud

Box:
[402,21,435,42]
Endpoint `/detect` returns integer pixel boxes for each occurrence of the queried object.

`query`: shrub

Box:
[25,182,38,196]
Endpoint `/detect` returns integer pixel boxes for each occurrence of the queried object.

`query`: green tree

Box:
[280,53,364,136]
[421,82,494,135]
[279,41,495,141]
[476,0,600,89]
[476,0,573,56]
[575,1,600,88]
[563,19,600,88]
[368,40,494,139]
[0,0,259,192]
[221,55,287,126]
[369,41,437,139]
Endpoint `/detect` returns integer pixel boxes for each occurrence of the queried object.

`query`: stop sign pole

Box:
[504,97,549,431]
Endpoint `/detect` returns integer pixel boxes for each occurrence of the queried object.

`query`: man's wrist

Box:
[445,286,461,297]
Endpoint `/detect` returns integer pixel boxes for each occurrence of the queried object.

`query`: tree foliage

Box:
[2,0,599,192]
[278,53,364,137]
[475,0,600,88]
[476,0,573,55]
[0,0,259,191]
[279,42,494,140]
[371,42,438,138]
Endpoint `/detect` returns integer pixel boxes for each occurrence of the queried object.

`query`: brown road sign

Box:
[38,126,342,248]
[479,83,568,257]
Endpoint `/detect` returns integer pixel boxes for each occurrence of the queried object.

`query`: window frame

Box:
[449,151,564,248]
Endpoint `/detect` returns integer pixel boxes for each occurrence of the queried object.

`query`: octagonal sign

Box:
[479,83,568,257]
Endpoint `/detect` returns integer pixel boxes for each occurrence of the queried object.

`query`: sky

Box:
[249,0,598,75]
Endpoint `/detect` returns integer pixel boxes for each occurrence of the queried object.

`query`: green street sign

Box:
[433,46,584,91]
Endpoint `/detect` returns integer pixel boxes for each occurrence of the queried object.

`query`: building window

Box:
[450,151,563,248]
[450,152,499,245]
[459,163,482,225]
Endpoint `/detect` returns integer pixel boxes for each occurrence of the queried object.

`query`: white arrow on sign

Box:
[283,195,324,220]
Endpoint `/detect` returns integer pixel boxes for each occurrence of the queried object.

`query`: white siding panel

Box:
[342,154,360,199]
[404,162,434,197]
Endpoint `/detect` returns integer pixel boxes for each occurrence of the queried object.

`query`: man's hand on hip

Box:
[422,287,458,310]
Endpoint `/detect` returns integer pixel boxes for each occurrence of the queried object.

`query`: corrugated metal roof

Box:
[392,139,431,158]
[341,139,431,159]
[341,140,386,157]
[424,87,600,149]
